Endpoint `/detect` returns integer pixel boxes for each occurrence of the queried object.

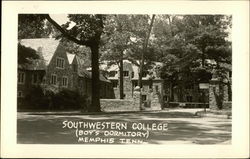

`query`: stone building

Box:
[17,38,113,106]
[100,60,164,110]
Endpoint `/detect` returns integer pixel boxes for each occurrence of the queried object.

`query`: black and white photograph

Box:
[1,1,249,158]
[17,13,233,145]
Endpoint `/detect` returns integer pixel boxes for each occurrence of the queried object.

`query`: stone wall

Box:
[45,44,73,92]
[209,78,231,110]
[100,99,140,112]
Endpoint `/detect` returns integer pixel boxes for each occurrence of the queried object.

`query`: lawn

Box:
[17,109,231,144]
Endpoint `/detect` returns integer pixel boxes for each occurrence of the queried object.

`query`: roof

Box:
[66,52,76,64]
[100,60,163,80]
[19,38,61,66]
[78,68,110,83]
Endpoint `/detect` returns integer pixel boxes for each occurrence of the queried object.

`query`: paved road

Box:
[17,109,231,144]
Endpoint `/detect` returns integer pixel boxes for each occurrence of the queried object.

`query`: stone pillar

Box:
[151,82,162,110]
[209,78,220,110]
[150,92,162,110]
[133,86,141,110]
[223,84,229,102]
[209,78,229,110]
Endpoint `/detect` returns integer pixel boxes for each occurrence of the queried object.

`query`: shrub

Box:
[52,89,82,110]
[24,86,50,109]
[19,86,88,111]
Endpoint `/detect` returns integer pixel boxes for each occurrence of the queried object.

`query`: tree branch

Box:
[44,14,91,46]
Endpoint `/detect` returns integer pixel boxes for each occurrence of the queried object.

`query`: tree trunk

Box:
[169,82,173,102]
[138,15,156,108]
[201,47,205,67]
[119,59,124,99]
[89,45,101,112]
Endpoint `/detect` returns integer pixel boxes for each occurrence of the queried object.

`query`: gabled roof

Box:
[100,60,163,80]
[66,52,76,64]
[78,68,110,83]
[19,38,61,66]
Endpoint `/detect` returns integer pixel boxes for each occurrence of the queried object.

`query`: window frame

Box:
[18,71,25,84]
[56,57,65,69]
[142,71,147,77]
[17,91,24,98]
[112,80,118,88]
[142,95,147,102]
[186,95,193,102]
[51,74,57,85]
[123,71,129,77]
[73,64,77,72]
[62,76,68,87]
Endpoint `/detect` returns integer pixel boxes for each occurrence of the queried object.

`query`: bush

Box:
[19,86,88,111]
[52,89,82,110]
[24,86,50,109]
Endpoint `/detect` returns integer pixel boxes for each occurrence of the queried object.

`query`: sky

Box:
[50,14,68,25]
[49,14,76,29]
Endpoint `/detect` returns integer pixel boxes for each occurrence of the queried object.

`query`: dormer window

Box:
[56,57,65,69]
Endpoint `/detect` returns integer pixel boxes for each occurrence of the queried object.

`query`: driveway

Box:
[17,109,231,144]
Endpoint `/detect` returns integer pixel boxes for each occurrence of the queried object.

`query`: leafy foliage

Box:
[18,14,51,39]
[18,43,39,64]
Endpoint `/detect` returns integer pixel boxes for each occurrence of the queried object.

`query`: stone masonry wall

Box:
[209,79,231,110]
[45,44,72,92]
[100,99,140,112]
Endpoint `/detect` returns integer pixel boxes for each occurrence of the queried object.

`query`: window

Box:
[155,85,159,92]
[73,64,77,72]
[133,82,138,88]
[32,73,39,84]
[62,76,68,87]
[186,96,193,102]
[123,71,129,77]
[131,72,134,78]
[51,74,57,85]
[109,71,117,77]
[163,95,168,101]
[142,71,147,77]
[112,81,118,88]
[56,57,65,68]
[17,91,23,98]
[142,95,147,102]
[18,72,25,84]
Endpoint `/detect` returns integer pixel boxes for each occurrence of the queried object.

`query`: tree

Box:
[18,14,49,65]
[18,43,39,65]
[101,15,133,99]
[154,15,231,104]
[18,14,54,39]
[44,14,105,112]
[18,14,105,112]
